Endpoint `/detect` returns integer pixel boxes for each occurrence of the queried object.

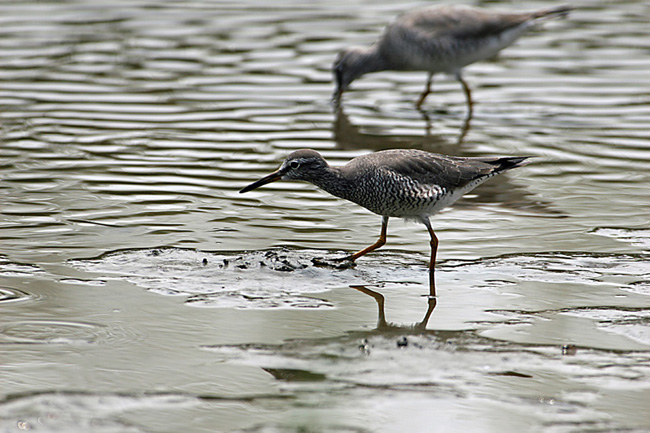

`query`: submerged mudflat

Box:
[2,1,650,431]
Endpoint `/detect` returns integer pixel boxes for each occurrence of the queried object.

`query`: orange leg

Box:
[456,72,473,116]
[347,216,389,261]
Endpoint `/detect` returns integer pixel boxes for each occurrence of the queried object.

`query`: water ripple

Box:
[1,1,650,431]
[0,286,36,304]
[0,320,108,345]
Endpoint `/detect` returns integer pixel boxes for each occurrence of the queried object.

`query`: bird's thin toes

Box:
[311,256,356,269]
[413,321,428,331]
[331,254,355,262]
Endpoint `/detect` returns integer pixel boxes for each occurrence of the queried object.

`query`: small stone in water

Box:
[562,344,577,356]
[358,338,370,355]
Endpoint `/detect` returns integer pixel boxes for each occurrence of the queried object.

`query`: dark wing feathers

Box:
[352,150,527,191]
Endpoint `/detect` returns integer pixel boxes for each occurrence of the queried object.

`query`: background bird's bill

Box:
[239,170,283,193]
[332,68,343,104]
[332,88,342,106]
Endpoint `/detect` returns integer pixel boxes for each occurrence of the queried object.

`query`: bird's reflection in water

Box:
[424,109,471,146]
[351,284,436,331]
[333,104,472,151]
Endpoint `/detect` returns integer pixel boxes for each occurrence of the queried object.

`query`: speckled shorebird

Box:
[239,149,530,326]
[333,4,572,110]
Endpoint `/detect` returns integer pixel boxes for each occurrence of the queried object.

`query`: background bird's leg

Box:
[347,216,389,261]
[415,73,433,109]
[455,72,473,116]
[416,217,438,329]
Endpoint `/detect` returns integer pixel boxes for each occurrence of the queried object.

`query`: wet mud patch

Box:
[445,252,650,349]
[204,329,650,432]
[68,247,369,310]
[483,306,650,350]
[68,248,650,324]
[446,251,650,288]
[592,227,650,250]
[0,255,45,277]
[560,308,650,346]
[0,391,198,433]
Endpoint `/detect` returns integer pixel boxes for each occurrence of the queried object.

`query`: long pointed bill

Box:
[332,85,343,104]
[239,169,283,193]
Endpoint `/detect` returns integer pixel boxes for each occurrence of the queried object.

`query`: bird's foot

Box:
[413,321,428,331]
[311,255,356,269]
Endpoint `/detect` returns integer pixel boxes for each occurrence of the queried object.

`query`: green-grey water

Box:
[1,1,650,432]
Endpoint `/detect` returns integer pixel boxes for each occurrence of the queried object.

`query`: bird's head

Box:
[239,149,329,193]
[332,47,368,103]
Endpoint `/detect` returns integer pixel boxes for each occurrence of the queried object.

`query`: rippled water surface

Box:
[2,1,650,432]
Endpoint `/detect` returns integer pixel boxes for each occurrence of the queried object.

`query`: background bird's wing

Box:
[396,6,532,41]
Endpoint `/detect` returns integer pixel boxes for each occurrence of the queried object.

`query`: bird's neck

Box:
[349,46,388,79]
[309,167,349,200]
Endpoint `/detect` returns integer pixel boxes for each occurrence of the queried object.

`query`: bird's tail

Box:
[531,5,573,21]
[491,156,532,173]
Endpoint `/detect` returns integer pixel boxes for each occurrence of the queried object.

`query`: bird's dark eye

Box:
[289,161,300,169]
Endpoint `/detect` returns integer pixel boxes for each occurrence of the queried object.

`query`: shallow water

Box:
[1,0,650,432]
